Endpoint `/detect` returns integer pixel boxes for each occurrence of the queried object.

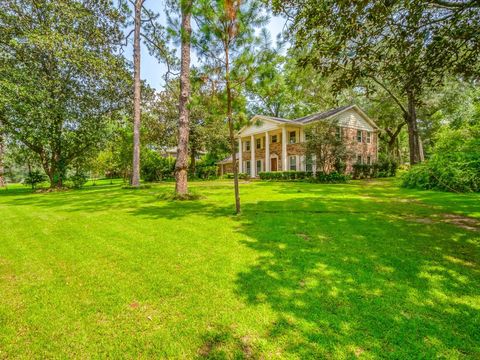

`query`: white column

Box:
[250,134,255,177]
[238,137,243,173]
[299,127,304,171]
[282,127,287,171]
[265,131,270,172]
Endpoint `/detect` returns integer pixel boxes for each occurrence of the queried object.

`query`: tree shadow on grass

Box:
[3,181,479,358]
[227,197,480,358]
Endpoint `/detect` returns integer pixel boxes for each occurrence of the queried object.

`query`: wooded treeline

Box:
[1,0,479,208]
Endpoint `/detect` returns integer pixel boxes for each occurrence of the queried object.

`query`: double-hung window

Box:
[245,141,251,151]
[289,156,297,171]
[245,161,251,176]
[356,155,362,164]
[357,130,363,143]
[305,155,313,172]
[256,160,262,174]
[271,135,278,143]
[256,138,262,149]
[366,132,371,144]
[289,131,296,144]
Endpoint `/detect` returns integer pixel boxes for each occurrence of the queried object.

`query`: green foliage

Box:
[224,173,249,180]
[314,172,349,184]
[23,170,46,190]
[194,165,218,180]
[141,150,176,182]
[189,156,220,180]
[69,173,88,189]
[0,0,131,187]
[352,161,397,180]
[402,124,480,192]
[259,171,306,181]
[258,171,348,183]
[304,120,352,174]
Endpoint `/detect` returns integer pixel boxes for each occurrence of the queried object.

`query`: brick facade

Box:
[221,106,380,176]
[238,128,377,175]
[342,128,378,172]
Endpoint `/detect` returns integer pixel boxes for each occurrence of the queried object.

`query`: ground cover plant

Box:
[0,178,479,358]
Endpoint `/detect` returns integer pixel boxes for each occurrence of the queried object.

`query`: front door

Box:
[270,157,278,172]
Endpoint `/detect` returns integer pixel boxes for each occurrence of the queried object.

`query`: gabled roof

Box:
[251,115,291,123]
[217,153,238,164]
[238,104,379,136]
[294,105,353,124]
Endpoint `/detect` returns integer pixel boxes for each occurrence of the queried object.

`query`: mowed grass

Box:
[0,178,479,359]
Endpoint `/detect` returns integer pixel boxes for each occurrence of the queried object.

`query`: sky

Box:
[123,1,287,91]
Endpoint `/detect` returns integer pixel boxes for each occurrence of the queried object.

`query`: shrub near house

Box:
[403,123,480,192]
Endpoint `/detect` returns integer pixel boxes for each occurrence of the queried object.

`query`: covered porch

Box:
[237,124,306,178]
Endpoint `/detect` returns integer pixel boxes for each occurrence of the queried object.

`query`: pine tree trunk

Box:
[405,89,422,165]
[131,0,142,187]
[175,0,192,196]
[0,128,5,187]
[225,47,241,214]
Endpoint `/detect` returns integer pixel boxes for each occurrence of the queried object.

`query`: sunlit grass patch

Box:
[0,178,479,358]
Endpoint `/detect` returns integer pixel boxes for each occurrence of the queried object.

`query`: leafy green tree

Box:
[195,0,268,213]
[304,120,352,174]
[272,0,480,164]
[24,170,46,190]
[0,0,131,188]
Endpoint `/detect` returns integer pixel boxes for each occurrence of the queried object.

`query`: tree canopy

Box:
[0,0,131,187]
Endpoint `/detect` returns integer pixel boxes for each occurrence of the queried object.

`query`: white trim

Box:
[265,131,270,171]
[250,134,255,178]
[238,138,243,173]
[282,127,287,171]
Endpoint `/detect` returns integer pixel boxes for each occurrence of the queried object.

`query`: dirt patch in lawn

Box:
[441,213,480,232]
[411,217,435,224]
[297,233,311,241]
[409,213,480,231]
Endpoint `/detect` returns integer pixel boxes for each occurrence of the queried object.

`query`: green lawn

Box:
[0,179,479,359]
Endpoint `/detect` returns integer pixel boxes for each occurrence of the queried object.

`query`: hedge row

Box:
[258,171,311,180]
[258,171,349,183]
[351,161,397,179]
[224,172,249,180]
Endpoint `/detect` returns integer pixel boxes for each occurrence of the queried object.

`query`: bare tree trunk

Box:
[175,0,192,196]
[405,89,422,165]
[131,0,143,187]
[0,128,5,187]
[225,48,241,214]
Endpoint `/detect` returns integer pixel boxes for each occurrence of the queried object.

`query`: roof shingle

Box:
[293,105,353,124]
